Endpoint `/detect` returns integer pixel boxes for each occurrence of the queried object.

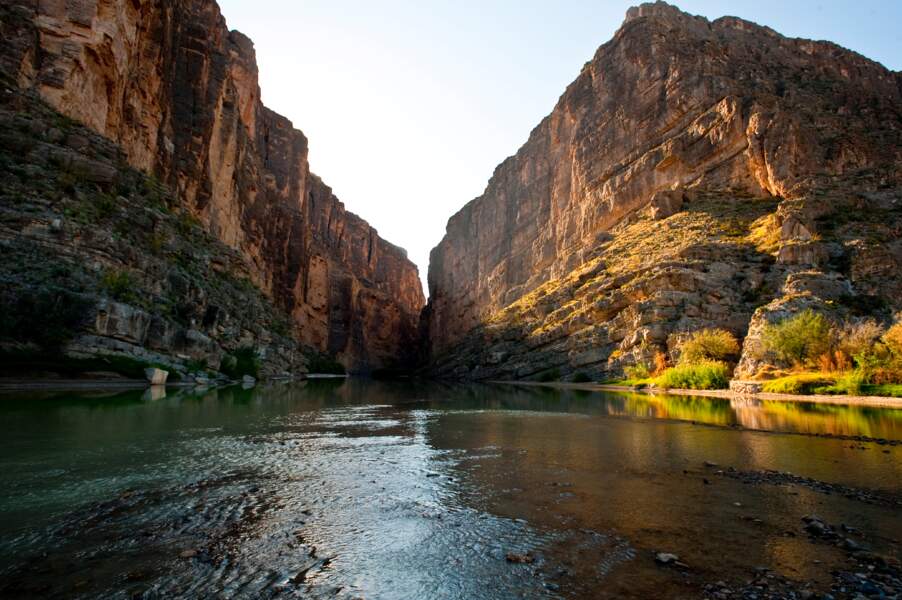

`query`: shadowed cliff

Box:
[0,0,425,373]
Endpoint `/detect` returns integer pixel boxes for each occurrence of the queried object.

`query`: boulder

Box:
[94,300,152,345]
[649,190,686,221]
[144,368,168,386]
[782,271,852,300]
[729,380,763,396]
[777,242,829,267]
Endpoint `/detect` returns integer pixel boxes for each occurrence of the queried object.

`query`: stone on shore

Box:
[144,368,168,386]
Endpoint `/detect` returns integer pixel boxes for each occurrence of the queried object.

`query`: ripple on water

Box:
[0,404,637,599]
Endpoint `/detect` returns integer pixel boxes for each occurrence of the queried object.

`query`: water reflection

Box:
[0,381,899,599]
[434,384,902,440]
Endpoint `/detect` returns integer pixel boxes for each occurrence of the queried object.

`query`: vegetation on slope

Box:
[0,82,311,379]
[756,312,902,397]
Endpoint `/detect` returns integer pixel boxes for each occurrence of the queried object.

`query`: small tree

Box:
[653,351,669,375]
[762,309,832,367]
[836,319,883,360]
[221,346,260,379]
[678,329,740,365]
[884,322,902,357]
[624,363,651,381]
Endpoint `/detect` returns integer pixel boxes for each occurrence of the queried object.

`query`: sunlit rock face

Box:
[0,0,425,371]
[426,1,902,379]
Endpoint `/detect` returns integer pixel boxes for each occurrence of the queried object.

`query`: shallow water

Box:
[0,380,900,598]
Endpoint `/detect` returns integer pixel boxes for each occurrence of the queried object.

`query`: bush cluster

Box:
[221,346,260,379]
[305,351,346,375]
[760,311,902,395]
[642,328,740,390]
[0,287,93,350]
[678,329,740,365]
[761,310,832,365]
[100,269,138,304]
[655,361,732,391]
[761,373,834,395]
[623,363,651,382]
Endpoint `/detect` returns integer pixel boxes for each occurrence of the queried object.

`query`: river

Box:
[1,380,900,598]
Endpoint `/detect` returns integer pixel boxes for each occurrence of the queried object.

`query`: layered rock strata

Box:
[0,87,307,378]
[0,0,424,372]
[426,1,902,379]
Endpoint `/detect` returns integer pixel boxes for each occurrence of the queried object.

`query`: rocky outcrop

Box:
[0,87,311,379]
[426,2,902,380]
[0,0,424,372]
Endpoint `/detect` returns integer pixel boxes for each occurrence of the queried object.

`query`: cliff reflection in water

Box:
[402,383,902,441]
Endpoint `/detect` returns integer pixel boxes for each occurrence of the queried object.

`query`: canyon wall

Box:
[0,0,424,372]
[426,2,902,379]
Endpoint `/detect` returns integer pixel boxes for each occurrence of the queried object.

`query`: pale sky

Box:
[216,0,901,295]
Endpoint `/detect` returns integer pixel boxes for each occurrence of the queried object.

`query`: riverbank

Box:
[497,380,902,409]
[0,378,250,392]
[0,374,318,392]
[0,379,151,391]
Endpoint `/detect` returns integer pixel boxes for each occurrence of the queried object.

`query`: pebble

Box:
[655,552,688,568]
[505,551,535,564]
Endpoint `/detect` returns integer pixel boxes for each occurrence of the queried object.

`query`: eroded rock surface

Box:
[426,2,902,379]
[0,0,424,372]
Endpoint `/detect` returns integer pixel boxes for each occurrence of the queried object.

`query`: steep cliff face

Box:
[0,85,310,379]
[1,0,424,371]
[427,2,902,379]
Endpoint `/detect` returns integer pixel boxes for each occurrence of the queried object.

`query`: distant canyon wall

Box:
[426,2,902,378]
[1,0,424,371]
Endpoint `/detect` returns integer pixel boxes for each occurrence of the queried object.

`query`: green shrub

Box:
[221,346,260,379]
[270,317,292,338]
[95,192,117,218]
[0,351,173,380]
[623,363,651,381]
[149,231,166,255]
[100,269,138,303]
[836,319,883,359]
[862,384,902,398]
[884,323,902,357]
[678,328,740,365]
[305,351,346,375]
[819,371,866,396]
[142,174,172,210]
[761,373,834,395]
[762,309,833,366]
[571,372,592,383]
[653,360,731,390]
[184,358,209,374]
[176,211,202,236]
[537,368,561,382]
[0,287,93,350]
